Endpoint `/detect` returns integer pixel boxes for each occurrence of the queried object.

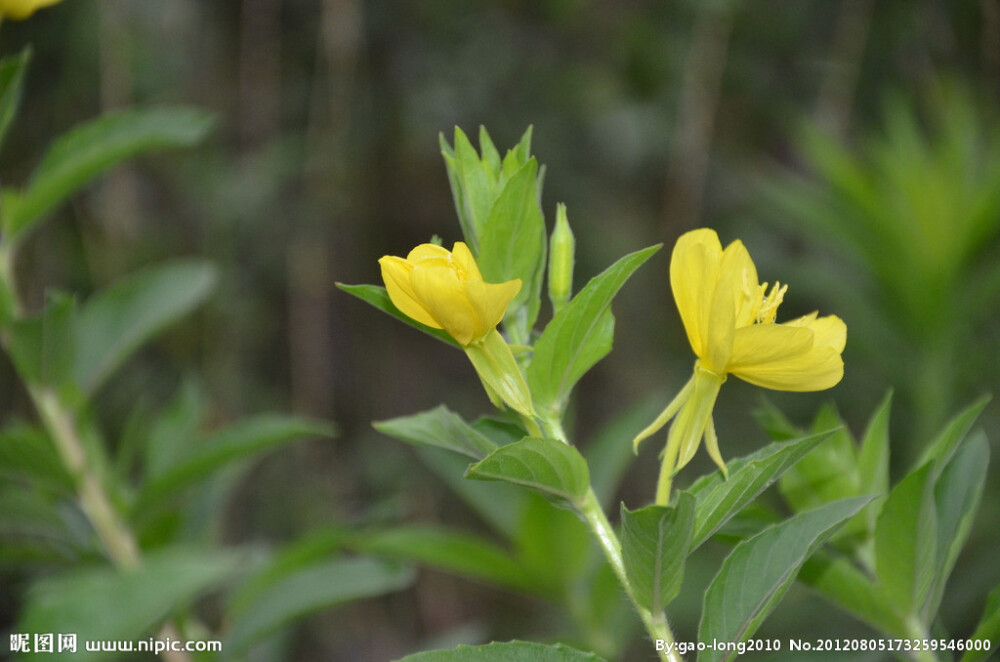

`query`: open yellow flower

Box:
[379,242,521,347]
[0,0,62,19]
[637,228,846,503]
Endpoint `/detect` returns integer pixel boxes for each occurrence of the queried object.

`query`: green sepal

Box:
[464,329,535,417]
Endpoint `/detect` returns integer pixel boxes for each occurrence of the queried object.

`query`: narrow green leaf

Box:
[447,126,498,249]
[74,260,217,395]
[528,245,660,417]
[752,396,802,441]
[513,494,591,598]
[855,391,892,534]
[913,394,991,475]
[959,583,1000,662]
[466,437,589,507]
[0,423,72,494]
[397,641,607,662]
[464,329,535,417]
[336,283,460,347]
[698,497,871,661]
[352,526,537,595]
[0,47,31,154]
[621,492,695,612]
[374,405,497,460]
[923,433,989,620]
[874,463,937,618]
[684,430,835,550]
[143,379,206,479]
[778,404,860,515]
[799,551,908,637]
[225,557,413,655]
[478,125,502,173]
[135,416,334,514]
[3,107,215,243]
[20,548,240,660]
[5,291,77,389]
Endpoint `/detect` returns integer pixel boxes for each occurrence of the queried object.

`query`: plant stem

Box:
[578,489,683,662]
[904,615,939,662]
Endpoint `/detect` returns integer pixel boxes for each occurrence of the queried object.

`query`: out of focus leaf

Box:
[397,641,607,662]
[5,292,76,389]
[698,497,870,661]
[2,107,215,244]
[19,547,240,661]
[73,260,217,395]
[913,394,990,475]
[225,557,413,656]
[0,47,30,154]
[134,416,333,514]
[374,405,497,460]
[513,494,591,599]
[0,423,72,493]
[466,437,589,507]
[960,583,1000,662]
[778,404,859,515]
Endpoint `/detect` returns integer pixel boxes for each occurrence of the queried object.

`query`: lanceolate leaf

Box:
[684,430,834,550]
[621,492,695,613]
[0,47,31,155]
[913,394,991,476]
[855,391,892,533]
[2,107,215,244]
[374,405,497,460]
[874,463,937,618]
[698,497,871,661]
[465,438,589,507]
[336,283,460,347]
[397,641,607,662]
[959,583,1000,662]
[528,245,660,418]
[74,260,217,395]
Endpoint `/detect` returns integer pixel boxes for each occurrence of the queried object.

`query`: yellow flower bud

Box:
[379,242,521,347]
[0,0,62,20]
[547,203,575,314]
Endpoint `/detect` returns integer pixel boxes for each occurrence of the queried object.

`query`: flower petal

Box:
[466,278,521,336]
[379,256,442,329]
[720,239,759,328]
[451,242,482,281]
[410,263,479,345]
[729,346,844,391]
[786,313,847,352]
[407,243,451,262]
[670,228,723,360]
[728,324,814,368]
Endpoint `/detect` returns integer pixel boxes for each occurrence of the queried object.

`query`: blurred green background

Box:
[1,0,998,659]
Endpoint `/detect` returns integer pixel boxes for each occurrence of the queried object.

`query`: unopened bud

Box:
[548,203,575,314]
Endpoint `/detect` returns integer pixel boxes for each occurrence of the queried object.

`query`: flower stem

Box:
[578,489,683,662]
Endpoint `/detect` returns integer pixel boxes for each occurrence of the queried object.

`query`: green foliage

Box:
[398,641,607,662]
[620,493,695,612]
[335,283,461,348]
[0,47,30,153]
[961,583,1000,662]
[527,244,660,419]
[374,405,499,460]
[2,107,216,246]
[224,557,414,656]
[698,497,871,661]
[466,437,590,507]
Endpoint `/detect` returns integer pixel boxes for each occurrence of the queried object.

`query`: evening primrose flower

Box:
[0,0,62,19]
[379,242,521,347]
[636,228,846,504]
[380,241,534,417]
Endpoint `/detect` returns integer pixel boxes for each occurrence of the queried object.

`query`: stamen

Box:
[756,281,788,324]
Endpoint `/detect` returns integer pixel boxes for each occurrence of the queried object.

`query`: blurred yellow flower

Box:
[379,242,521,347]
[0,0,62,20]
[637,228,846,503]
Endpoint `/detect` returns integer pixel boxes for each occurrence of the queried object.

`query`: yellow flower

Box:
[637,228,846,504]
[379,242,521,347]
[0,0,62,19]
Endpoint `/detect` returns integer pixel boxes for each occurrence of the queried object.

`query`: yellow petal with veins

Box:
[670,229,723,360]
[379,256,441,329]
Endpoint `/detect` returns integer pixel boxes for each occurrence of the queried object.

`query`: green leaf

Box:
[698,497,871,661]
[913,394,991,475]
[477,158,546,323]
[134,416,334,514]
[143,379,206,479]
[397,641,607,662]
[874,463,937,618]
[621,492,695,612]
[225,557,413,655]
[855,391,892,534]
[0,423,72,494]
[528,245,660,418]
[923,432,989,620]
[464,329,535,417]
[0,486,83,564]
[960,583,1000,662]
[752,396,803,441]
[374,405,497,460]
[3,107,216,244]
[4,291,77,389]
[799,551,909,637]
[513,494,591,598]
[778,404,860,515]
[19,547,240,660]
[351,526,537,595]
[336,283,460,347]
[0,47,31,154]
[439,127,498,251]
[683,430,835,550]
[466,437,589,507]
[73,260,217,395]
